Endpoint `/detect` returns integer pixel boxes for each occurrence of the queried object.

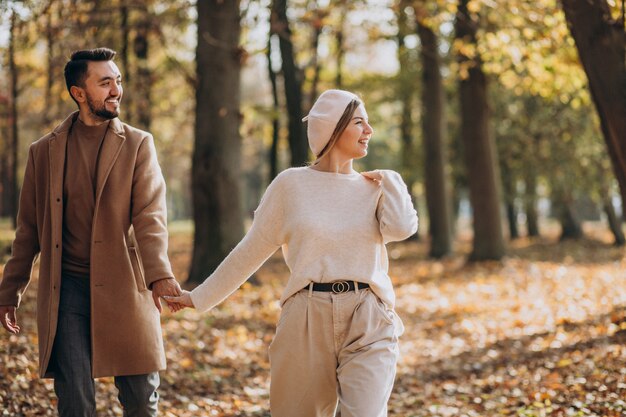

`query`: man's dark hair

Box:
[64,48,116,99]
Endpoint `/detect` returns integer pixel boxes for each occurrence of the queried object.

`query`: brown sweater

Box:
[62,118,109,277]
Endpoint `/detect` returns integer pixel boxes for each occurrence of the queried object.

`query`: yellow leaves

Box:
[509,15,526,27]
[500,69,519,90]
[556,358,573,368]
[227,324,251,345]
[543,14,558,27]
[459,64,470,81]
[452,38,478,60]
[443,1,458,15]
[179,357,194,369]
[522,27,535,40]
[570,95,586,110]
[432,318,447,328]
[446,0,587,101]
[467,0,481,14]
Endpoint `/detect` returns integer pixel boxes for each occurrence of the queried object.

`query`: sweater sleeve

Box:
[375,170,418,243]
[189,176,285,312]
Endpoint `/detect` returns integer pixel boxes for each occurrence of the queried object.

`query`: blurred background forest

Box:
[0,0,623,282]
[2,1,626,416]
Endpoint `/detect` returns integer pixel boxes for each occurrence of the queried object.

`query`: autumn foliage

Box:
[2,223,626,416]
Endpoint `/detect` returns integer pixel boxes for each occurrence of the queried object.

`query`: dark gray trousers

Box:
[49,274,159,417]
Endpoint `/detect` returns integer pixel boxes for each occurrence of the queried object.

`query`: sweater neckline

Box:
[71,117,110,141]
[305,166,361,179]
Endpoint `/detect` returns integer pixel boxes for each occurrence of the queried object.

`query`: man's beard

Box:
[86,94,119,120]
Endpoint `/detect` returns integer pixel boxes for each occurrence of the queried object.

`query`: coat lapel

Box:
[48,112,76,210]
[95,118,126,204]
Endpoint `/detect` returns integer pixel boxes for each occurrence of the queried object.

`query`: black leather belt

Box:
[311,281,370,294]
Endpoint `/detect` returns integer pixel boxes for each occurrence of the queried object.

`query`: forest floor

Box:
[2,220,626,416]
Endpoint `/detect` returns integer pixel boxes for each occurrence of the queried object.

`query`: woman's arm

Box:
[363,170,418,243]
[166,174,287,312]
[187,230,280,312]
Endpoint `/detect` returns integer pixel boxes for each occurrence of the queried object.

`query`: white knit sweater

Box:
[190,166,418,312]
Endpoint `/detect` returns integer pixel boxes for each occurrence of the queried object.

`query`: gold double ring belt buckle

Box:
[331,281,351,294]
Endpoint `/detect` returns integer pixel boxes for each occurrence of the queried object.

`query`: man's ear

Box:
[70,85,86,103]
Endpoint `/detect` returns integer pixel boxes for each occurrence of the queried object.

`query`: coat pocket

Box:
[128,247,148,292]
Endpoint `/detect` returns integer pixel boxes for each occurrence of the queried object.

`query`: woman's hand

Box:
[361,170,383,183]
[163,291,195,312]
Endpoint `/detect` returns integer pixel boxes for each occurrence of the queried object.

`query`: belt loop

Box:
[308,282,313,298]
[353,280,360,294]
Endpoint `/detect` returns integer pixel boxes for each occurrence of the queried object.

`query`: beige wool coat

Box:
[0,112,174,378]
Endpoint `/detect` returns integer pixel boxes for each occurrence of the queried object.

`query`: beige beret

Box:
[302,89,361,156]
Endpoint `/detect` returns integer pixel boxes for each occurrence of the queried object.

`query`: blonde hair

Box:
[313,99,361,164]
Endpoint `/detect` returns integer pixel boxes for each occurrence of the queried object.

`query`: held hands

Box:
[0,306,20,334]
[151,277,183,313]
[163,291,194,313]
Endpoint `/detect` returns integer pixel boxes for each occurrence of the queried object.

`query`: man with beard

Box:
[0,48,181,416]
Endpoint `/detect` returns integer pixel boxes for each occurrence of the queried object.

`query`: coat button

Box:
[56,198,60,202]
[55,244,59,248]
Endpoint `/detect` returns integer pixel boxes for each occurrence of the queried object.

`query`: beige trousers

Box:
[269,286,400,417]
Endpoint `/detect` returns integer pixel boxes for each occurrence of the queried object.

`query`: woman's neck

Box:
[311,154,355,174]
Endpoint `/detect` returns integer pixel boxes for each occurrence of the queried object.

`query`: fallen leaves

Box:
[2,225,626,416]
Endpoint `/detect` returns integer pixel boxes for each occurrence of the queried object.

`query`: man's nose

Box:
[110,83,121,96]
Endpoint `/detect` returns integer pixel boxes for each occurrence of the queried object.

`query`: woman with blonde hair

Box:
[166,89,418,417]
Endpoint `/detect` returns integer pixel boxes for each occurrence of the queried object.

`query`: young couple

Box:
[0,48,417,417]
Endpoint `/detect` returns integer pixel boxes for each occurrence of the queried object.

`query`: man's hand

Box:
[0,306,20,334]
[163,291,195,313]
[150,278,182,313]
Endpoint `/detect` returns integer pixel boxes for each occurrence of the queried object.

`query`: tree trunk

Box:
[335,17,344,88]
[455,0,505,260]
[0,154,6,219]
[334,0,347,88]
[526,202,539,237]
[500,155,519,240]
[397,1,413,187]
[133,4,151,131]
[267,33,280,181]
[188,0,244,284]
[396,1,419,241]
[7,9,19,227]
[44,4,54,127]
[561,0,626,209]
[555,193,583,240]
[523,136,540,237]
[417,15,452,258]
[559,205,583,240]
[271,0,307,166]
[0,94,9,218]
[506,202,519,240]
[394,0,420,240]
[90,0,117,47]
[308,11,322,110]
[604,196,626,246]
[120,5,133,125]
[524,170,540,237]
